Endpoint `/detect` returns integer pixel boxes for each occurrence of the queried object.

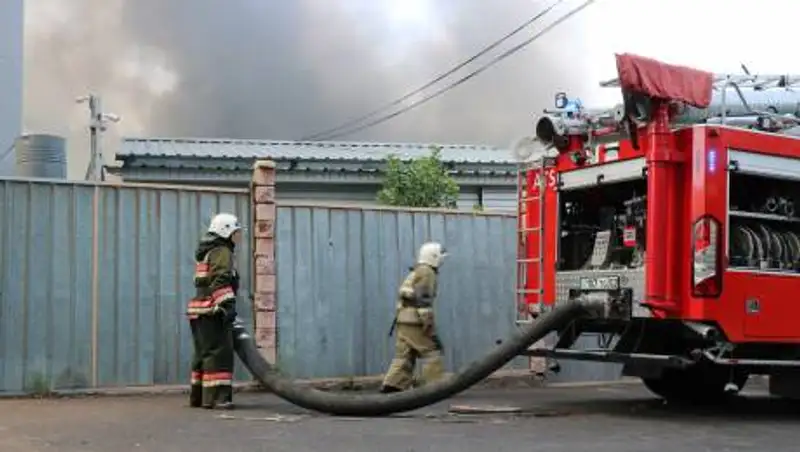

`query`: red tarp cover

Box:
[615,53,713,108]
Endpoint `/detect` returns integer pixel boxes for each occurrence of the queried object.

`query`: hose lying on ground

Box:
[232,299,600,417]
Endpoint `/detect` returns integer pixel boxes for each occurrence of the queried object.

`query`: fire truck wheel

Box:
[642,366,749,404]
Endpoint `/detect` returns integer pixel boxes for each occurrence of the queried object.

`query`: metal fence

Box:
[0,179,620,394]
[273,204,622,382]
[273,205,525,379]
[0,178,253,394]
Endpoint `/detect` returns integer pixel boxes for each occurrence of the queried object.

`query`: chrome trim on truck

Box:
[555,269,650,318]
[559,157,645,191]
[729,149,800,182]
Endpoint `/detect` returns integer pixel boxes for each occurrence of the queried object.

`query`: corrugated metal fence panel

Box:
[274,206,528,379]
[0,179,252,393]
[0,181,97,393]
[94,185,253,387]
[0,178,619,392]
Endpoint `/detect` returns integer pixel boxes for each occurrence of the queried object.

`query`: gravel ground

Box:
[0,378,797,452]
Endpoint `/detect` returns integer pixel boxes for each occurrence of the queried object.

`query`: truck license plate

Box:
[579,275,620,291]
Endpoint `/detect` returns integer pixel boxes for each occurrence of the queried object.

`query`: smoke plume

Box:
[24,0,594,177]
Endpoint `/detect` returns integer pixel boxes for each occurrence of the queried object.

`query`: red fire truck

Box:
[515,53,800,402]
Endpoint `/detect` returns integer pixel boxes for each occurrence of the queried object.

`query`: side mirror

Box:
[555,92,568,109]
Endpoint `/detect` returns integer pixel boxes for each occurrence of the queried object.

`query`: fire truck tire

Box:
[642,366,749,404]
[230,299,594,417]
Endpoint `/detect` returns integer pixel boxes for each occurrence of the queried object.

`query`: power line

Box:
[0,143,15,163]
[312,0,596,141]
[299,0,566,141]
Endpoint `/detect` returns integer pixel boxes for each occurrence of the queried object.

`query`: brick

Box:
[260,347,277,363]
[253,291,276,311]
[255,203,276,220]
[253,186,276,204]
[254,219,274,238]
[254,238,274,257]
[256,311,277,330]
[252,161,276,185]
[255,274,276,293]
[256,327,277,346]
[254,255,275,275]
[253,160,277,170]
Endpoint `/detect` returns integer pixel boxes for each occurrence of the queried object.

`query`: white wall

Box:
[0,0,23,176]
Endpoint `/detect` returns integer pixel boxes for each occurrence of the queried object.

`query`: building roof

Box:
[116,137,516,165]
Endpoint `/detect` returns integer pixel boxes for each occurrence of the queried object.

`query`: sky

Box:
[21,0,800,178]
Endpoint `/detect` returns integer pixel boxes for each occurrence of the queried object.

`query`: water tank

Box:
[14,134,67,179]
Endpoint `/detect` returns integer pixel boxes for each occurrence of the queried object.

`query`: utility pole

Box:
[77,94,120,182]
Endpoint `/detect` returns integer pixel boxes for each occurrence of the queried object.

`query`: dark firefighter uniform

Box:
[381,242,447,392]
[187,216,240,409]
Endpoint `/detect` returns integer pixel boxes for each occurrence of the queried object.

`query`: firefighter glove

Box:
[214,305,237,323]
[432,334,444,353]
[231,270,240,295]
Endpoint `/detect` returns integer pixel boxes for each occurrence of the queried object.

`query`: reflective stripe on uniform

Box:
[194,262,211,280]
[186,298,215,316]
[201,371,233,388]
[211,286,235,305]
[185,285,235,317]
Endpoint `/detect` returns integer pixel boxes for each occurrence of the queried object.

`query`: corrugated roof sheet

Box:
[117,137,515,165]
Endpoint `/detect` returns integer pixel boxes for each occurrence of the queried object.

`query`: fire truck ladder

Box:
[600,72,800,90]
[515,157,547,325]
[600,71,800,128]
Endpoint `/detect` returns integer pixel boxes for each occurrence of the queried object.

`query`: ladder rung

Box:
[517,258,541,263]
[520,197,541,202]
[518,227,541,233]
[517,289,543,294]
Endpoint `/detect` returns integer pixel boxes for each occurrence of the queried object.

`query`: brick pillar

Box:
[251,160,277,363]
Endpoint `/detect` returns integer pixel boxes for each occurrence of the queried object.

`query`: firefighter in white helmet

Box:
[186,213,242,409]
[380,241,448,393]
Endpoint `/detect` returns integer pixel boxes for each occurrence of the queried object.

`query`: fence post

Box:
[251,160,277,363]
[91,184,101,387]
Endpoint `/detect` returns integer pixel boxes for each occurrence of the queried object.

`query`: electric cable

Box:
[307,0,597,142]
[84,156,95,181]
[0,143,15,163]
[299,0,566,141]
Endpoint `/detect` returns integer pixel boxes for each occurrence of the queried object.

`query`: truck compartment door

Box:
[735,273,799,339]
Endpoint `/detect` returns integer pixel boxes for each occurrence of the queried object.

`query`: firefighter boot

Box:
[189,384,203,408]
[216,386,235,410]
[203,386,235,410]
[214,401,235,410]
[379,385,403,393]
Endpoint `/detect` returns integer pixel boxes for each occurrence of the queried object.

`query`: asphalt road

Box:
[0,379,798,452]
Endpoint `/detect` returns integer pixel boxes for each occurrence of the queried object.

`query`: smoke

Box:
[24,0,594,177]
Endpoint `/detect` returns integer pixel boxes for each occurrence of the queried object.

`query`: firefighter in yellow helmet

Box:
[187,213,242,409]
[380,242,448,393]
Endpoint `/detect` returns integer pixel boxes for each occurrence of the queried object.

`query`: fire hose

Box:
[231,298,601,417]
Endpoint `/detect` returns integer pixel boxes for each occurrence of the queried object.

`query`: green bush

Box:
[377,146,459,209]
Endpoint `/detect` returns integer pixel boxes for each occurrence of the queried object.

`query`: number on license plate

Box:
[579,276,620,291]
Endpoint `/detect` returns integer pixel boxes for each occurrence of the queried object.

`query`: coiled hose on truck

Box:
[232,298,599,417]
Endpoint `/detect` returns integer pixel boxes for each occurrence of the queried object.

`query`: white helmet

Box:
[417,242,448,268]
[208,213,241,239]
